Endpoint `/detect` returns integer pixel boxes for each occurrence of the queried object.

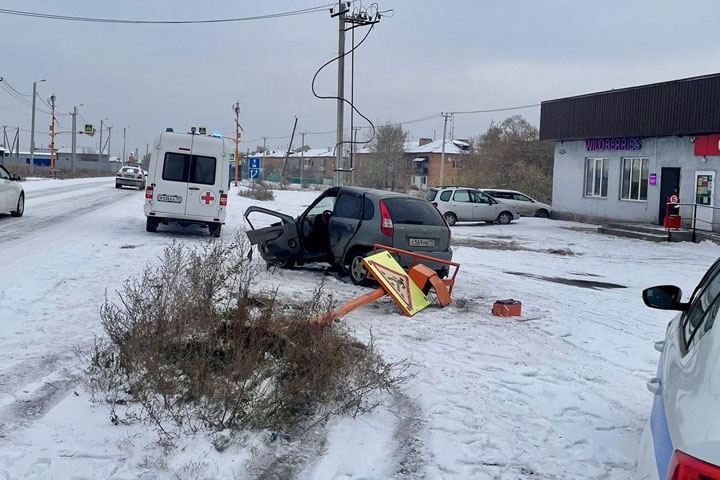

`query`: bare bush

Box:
[80,234,404,441]
[238,183,275,201]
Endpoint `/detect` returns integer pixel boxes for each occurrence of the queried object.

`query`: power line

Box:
[451,103,541,115]
[0,4,335,24]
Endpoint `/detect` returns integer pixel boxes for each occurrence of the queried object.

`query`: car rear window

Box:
[383,198,446,226]
[425,190,438,201]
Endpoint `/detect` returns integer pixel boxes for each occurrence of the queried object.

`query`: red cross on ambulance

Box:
[200,190,216,206]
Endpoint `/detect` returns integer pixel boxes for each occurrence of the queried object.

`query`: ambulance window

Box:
[189,155,216,185]
[162,152,189,182]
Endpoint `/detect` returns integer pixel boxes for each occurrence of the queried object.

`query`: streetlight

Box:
[71,104,83,172]
[98,118,108,162]
[122,126,131,164]
[30,79,46,175]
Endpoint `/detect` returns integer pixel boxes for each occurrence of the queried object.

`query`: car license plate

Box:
[124,174,135,178]
[157,194,182,204]
[409,238,435,247]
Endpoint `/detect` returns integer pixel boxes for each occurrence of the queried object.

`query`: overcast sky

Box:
[1,0,719,157]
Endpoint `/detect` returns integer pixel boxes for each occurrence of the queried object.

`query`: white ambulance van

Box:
[144,129,231,237]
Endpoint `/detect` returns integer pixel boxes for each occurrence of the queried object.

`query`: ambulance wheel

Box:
[209,222,222,238]
[146,217,159,233]
[347,250,373,287]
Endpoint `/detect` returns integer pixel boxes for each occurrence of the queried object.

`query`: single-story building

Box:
[540,73,720,232]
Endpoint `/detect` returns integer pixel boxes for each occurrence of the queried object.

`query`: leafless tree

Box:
[356,123,407,191]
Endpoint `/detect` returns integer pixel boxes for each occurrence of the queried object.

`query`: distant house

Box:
[355,138,469,190]
[249,148,336,183]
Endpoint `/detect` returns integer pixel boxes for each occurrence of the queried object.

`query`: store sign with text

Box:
[586,137,642,151]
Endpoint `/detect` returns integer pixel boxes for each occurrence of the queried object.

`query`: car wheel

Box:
[139,183,145,191]
[209,222,222,238]
[535,209,550,218]
[115,183,121,189]
[496,211,513,225]
[444,212,457,226]
[276,259,296,269]
[146,217,158,232]
[11,193,24,217]
[348,251,373,287]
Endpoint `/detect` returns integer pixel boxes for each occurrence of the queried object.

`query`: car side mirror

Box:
[642,285,687,311]
[12,174,21,181]
[530,199,536,203]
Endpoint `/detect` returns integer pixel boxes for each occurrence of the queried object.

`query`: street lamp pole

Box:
[30,79,46,176]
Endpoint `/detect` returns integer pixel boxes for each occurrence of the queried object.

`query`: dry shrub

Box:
[238,183,275,201]
[81,234,404,440]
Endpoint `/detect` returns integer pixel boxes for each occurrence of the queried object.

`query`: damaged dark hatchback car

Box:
[244,186,453,286]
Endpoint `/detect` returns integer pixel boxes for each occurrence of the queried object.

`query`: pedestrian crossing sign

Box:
[362,251,430,316]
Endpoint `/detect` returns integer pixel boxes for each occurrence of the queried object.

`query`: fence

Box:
[669,202,720,242]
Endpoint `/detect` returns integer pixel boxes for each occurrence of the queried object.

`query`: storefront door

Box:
[659,167,680,225]
[695,170,715,231]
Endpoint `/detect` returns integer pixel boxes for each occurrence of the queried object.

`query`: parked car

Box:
[143,130,231,237]
[244,186,453,285]
[424,186,518,226]
[115,166,146,190]
[0,164,24,217]
[637,258,720,479]
[480,189,552,218]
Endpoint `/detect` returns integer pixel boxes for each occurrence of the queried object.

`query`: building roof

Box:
[540,72,720,141]
[355,139,469,155]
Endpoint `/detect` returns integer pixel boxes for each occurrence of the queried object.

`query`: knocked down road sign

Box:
[363,251,430,316]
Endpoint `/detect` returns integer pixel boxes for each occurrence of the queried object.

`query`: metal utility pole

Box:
[30,79,45,175]
[107,126,112,162]
[233,101,241,186]
[439,112,452,186]
[49,94,56,174]
[98,119,104,162]
[300,131,306,186]
[332,1,349,186]
[122,126,129,165]
[281,116,298,182]
[70,106,80,173]
[351,126,360,186]
[261,136,267,182]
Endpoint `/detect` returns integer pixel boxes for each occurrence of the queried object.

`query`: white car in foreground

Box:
[0,164,24,217]
[638,259,720,479]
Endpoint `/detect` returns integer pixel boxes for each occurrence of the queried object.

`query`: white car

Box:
[638,260,720,479]
[425,186,519,226]
[115,166,146,190]
[0,164,24,217]
[480,189,552,218]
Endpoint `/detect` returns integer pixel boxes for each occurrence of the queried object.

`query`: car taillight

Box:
[379,200,393,237]
[116,173,121,177]
[145,185,154,199]
[668,450,720,480]
[136,174,143,179]
[220,192,227,206]
[432,202,438,208]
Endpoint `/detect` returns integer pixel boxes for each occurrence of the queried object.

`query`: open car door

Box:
[244,206,301,263]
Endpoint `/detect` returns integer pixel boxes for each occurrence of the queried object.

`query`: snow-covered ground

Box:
[0,178,717,479]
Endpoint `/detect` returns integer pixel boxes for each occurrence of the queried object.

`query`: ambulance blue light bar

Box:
[166,127,174,132]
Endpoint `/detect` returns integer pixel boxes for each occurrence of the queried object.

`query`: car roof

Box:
[480,188,518,193]
[338,186,410,199]
[430,186,478,190]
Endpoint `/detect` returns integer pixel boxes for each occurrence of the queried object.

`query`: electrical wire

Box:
[452,103,541,115]
[0,4,334,24]
[311,22,377,157]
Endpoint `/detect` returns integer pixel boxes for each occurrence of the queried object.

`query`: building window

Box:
[451,158,461,169]
[585,158,608,198]
[621,157,649,201]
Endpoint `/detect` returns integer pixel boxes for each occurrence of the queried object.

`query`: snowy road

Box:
[0,180,718,479]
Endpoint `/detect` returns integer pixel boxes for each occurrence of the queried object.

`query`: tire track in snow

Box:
[0,185,136,243]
